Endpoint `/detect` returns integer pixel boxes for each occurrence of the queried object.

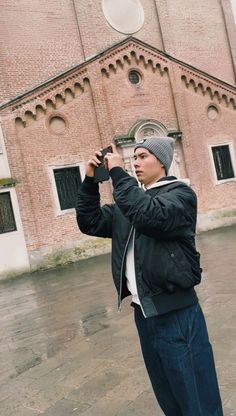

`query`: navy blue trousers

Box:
[134,303,223,416]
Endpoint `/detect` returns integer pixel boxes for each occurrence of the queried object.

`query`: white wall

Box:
[231,0,236,22]
[0,124,30,278]
[0,126,11,178]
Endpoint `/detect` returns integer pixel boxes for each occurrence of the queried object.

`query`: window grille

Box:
[54,167,82,210]
[212,145,235,181]
[0,192,17,234]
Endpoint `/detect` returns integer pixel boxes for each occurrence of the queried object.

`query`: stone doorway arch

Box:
[128,119,168,140]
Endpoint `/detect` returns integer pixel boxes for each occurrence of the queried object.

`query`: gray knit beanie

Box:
[134,136,175,174]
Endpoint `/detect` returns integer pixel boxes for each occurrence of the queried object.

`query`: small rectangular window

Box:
[54,166,82,210]
[212,145,235,181]
[0,192,17,234]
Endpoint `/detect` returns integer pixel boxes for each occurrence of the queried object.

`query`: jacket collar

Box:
[143,176,179,190]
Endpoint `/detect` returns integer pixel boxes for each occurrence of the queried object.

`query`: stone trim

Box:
[181,73,236,110]
[14,77,90,129]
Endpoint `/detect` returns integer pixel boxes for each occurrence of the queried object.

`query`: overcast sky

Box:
[231,0,236,22]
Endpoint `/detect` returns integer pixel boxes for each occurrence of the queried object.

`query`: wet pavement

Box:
[0,225,236,416]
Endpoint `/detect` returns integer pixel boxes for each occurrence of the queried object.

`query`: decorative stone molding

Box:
[128,119,168,139]
[100,43,169,77]
[7,37,236,129]
[14,74,90,129]
[98,40,236,114]
[181,72,236,110]
[114,135,135,147]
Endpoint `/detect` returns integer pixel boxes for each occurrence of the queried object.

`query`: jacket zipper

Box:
[133,237,147,318]
[118,226,134,311]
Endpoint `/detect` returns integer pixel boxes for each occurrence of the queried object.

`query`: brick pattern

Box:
[154,0,236,83]
[0,4,236,264]
[0,0,235,104]
[1,38,235,259]
[0,0,85,103]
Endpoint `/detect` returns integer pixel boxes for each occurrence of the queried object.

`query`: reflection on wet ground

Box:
[0,226,236,415]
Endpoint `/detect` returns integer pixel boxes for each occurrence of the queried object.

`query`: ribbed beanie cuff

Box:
[134,136,174,173]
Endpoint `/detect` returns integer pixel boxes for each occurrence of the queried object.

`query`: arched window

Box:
[132,120,168,141]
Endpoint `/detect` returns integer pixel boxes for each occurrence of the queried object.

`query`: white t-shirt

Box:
[125,229,140,305]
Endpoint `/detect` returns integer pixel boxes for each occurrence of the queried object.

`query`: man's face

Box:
[133,148,166,187]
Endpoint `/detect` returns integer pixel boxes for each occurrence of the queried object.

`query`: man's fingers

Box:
[94,155,102,165]
[110,143,118,154]
[88,156,101,167]
[88,146,118,168]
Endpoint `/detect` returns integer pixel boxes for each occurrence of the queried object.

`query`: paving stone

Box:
[0,226,235,415]
[39,398,91,416]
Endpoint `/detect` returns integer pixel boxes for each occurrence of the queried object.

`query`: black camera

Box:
[94,145,113,183]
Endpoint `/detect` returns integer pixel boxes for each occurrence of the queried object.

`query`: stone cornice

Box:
[180,67,236,107]
[99,41,169,78]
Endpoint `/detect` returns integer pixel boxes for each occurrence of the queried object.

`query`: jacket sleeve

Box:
[76,176,114,238]
[109,167,196,239]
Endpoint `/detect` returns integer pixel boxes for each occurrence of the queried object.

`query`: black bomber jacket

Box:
[76,167,201,317]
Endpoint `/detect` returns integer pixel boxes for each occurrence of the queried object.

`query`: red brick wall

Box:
[155,0,236,84]
[178,82,236,213]
[3,79,104,249]
[0,0,235,104]
[1,39,236,256]
[101,58,178,137]
[0,0,84,103]
[73,0,163,60]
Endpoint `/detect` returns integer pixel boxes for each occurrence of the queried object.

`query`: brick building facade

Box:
[0,0,236,277]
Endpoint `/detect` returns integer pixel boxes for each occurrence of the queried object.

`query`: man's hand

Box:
[86,150,103,177]
[104,143,124,171]
[86,143,124,177]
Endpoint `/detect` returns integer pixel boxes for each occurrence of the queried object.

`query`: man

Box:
[76,136,223,416]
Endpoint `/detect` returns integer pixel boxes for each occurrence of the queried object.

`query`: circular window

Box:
[129,70,141,85]
[207,105,219,120]
[48,115,67,135]
[102,0,145,35]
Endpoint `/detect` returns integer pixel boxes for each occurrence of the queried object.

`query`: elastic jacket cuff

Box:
[109,167,130,187]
